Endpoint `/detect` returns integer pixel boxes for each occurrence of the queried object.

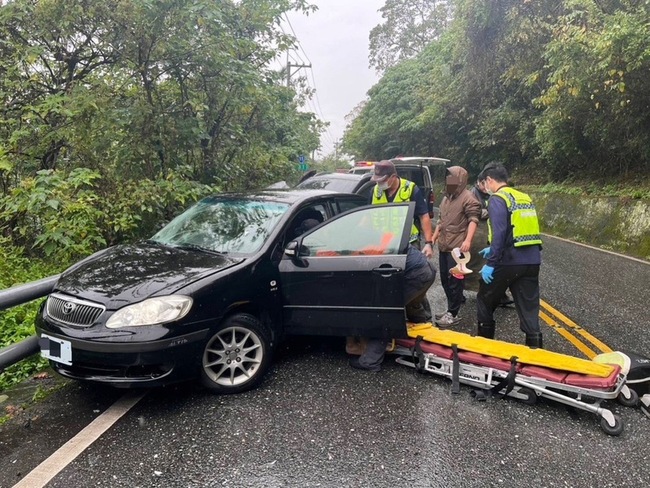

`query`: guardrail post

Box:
[0,275,60,311]
[0,274,59,372]
[0,336,40,373]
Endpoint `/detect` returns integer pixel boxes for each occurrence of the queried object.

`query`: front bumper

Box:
[35,326,210,388]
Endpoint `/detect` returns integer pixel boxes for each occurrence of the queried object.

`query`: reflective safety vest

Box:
[372,178,420,242]
[488,187,542,247]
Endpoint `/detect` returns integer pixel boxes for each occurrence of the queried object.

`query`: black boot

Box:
[525,333,543,349]
[477,323,495,339]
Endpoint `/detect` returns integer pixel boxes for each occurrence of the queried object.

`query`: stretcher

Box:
[391,323,644,436]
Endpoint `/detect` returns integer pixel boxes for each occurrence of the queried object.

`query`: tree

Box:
[369,0,454,73]
[0,0,322,261]
[534,0,650,178]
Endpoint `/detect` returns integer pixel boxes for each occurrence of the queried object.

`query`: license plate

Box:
[39,334,72,365]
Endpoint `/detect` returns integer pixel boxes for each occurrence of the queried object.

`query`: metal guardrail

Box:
[0,275,59,372]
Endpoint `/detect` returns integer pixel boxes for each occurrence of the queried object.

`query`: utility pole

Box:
[286,53,311,88]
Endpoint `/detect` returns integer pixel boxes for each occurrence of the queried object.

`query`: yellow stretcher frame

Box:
[406,323,615,378]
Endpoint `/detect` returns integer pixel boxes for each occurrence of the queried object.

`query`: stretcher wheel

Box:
[518,387,538,406]
[600,415,624,437]
[617,388,639,408]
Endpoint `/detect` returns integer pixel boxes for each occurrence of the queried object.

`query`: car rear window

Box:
[296,177,359,193]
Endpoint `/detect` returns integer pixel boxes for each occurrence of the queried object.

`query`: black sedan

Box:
[36,189,418,393]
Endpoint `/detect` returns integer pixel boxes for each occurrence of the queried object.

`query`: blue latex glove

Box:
[479,247,492,258]
[480,265,495,284]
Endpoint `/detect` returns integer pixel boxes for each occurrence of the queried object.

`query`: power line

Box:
[283,13,340,157]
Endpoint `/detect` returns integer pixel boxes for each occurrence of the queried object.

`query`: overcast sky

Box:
[284,1,385,159]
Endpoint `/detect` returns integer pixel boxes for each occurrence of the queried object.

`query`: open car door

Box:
[279,202,416,339]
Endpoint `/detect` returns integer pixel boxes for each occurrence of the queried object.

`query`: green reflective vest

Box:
[372,178,420,242]
[488,187,542,247]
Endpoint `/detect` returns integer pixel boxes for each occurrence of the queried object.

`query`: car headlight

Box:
[106,296,193,328]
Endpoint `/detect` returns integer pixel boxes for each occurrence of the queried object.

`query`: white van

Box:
[389,157,450,220]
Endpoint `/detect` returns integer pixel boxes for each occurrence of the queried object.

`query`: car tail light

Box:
[428,191,436,218]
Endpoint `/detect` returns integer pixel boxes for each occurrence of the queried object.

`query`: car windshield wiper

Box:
[173,243,227,255]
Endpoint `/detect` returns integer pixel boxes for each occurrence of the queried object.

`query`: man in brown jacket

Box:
[431,166,481,326]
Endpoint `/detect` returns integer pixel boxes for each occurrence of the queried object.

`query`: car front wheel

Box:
[200,314,272,394]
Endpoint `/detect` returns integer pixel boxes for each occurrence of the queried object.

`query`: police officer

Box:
[475,162,543,348]
[349,160,436,372]
[370,160,435,255]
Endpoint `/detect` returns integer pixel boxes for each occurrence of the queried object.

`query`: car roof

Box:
[390,156,450,166]
[203,188,359,205]
[298,172,368,182]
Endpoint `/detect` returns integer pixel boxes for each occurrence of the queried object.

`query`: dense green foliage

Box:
[368,0,454,73]
[0,0,320,258]
[0,0,323,258]
[344,0,650,182]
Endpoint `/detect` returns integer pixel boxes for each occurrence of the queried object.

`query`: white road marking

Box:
[13,390,146,488]
[542,233,649,265]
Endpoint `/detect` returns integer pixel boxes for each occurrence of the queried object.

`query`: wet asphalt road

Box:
[1,235,649,487]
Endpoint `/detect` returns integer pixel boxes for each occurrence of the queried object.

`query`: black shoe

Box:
[477,323,495,339]
[349,357,381,372]
[525,333,543,349]
[407,315,431,323]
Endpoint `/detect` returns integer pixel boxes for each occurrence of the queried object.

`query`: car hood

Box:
[55,242,243,308]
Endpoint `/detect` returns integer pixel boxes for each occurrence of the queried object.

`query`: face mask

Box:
[378,181,390,191]
[484,177,494,195]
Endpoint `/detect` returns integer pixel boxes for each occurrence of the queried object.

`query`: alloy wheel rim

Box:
[203,326,263,386]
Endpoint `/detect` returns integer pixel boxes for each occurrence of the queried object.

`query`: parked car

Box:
[348,161,377,174]
[295,172,375,200]
[36,189,420,394]
[301,156,450,236]
[389,157,449,220]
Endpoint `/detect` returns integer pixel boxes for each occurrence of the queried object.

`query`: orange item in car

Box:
[353,232,395,256]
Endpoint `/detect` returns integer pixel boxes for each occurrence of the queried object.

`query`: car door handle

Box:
[372,267,402,276]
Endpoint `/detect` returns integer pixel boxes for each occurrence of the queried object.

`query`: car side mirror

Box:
[284,241,310,268]
[284,240,310,259]
[284,240,299,257]
[284,241,310,258]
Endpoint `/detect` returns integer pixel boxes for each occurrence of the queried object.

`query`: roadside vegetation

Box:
[343,0,650,183]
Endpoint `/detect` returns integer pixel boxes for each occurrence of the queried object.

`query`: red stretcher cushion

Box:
[563,364,621,389]
[394,338,454,359]
[457,351,520,371]
[520,365,567,383]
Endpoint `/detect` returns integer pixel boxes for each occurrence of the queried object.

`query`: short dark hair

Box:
[479,162,508,183]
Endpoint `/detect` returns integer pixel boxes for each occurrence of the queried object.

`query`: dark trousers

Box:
[359,261,436,369]
[476,264,541,335]
[439,251,465,316]
[404,261,436,322]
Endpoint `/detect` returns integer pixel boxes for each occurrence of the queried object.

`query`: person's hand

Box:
[480,265,494,284]
[479,247,492,258]
[422,242,434,258]
[460,240,471,253]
